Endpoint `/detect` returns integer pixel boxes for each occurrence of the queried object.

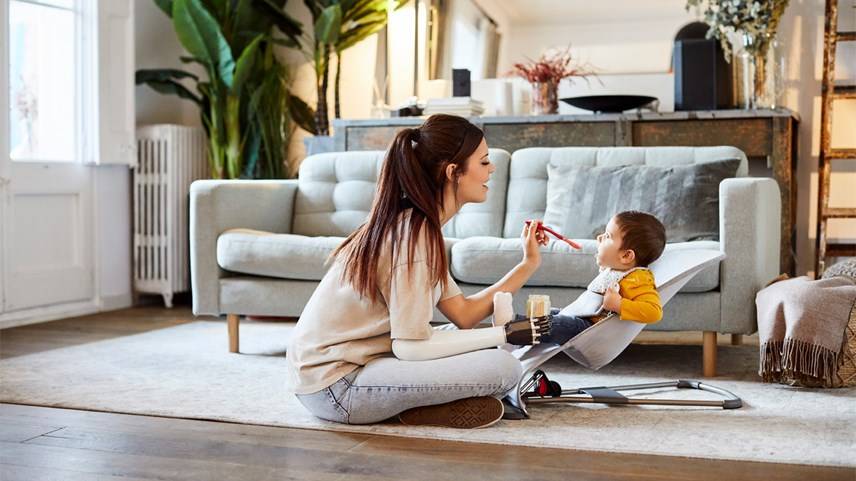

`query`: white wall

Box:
[95,166,132,310]
[132,0,855,276]
[445,0,856,275]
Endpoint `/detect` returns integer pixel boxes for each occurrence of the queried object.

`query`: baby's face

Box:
[595,217,635,270]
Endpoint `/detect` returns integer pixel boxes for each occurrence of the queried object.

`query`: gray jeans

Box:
[295,348,523,424]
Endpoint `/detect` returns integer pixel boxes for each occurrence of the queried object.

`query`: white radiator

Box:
[134,125,208,307]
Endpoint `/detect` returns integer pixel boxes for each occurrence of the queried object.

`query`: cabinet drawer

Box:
[632,119,772,157]
[484,122,615,153]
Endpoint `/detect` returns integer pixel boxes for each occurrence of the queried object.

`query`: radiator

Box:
[134,125,208,307]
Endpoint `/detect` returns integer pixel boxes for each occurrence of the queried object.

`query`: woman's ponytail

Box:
[332,115,484,303]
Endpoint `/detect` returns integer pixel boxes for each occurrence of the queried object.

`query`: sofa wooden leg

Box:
[703,331,717,377]
[228,314,240,353]
[731,334,743,346]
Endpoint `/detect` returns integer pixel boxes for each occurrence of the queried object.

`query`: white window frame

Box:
[6,0,90,164]
[4,0,133,167]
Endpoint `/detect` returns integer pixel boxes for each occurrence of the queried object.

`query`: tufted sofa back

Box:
[502,146,749,238]
[292,149,511,238]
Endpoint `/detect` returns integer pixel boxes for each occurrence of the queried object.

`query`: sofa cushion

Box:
[217,228,461,280]
[217,229,345,280]
[503,146,749,238]
[292,149,511,238]
[449,237,721,292]
[544,158,741,242]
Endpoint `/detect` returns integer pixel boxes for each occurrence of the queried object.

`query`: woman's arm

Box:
[438,220,547,329]
[392,327,505,361]
[392,316,551,361]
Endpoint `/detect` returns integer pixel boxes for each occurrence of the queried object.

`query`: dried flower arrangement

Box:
[508,46,594,84]
[508,46,595,115]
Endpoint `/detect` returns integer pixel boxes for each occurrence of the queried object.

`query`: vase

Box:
[755,34,785,109]
[734,33,757,110]
[530,80,558,115]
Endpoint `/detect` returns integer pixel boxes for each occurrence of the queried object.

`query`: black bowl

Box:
[560,95,658,113]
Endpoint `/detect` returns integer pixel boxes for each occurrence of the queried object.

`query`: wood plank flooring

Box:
[0,303,853,481]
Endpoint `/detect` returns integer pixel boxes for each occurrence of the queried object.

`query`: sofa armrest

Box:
[719,177,781,334]
[189,179,299,316]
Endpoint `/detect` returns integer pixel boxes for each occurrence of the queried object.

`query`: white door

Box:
[0,0,95,321]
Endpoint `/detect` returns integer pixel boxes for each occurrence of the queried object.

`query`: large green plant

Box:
[304,0,406,136]
[137,0,315,179]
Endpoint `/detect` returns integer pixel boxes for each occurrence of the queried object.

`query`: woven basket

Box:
[822,259,856,387]
[833,300,856,387]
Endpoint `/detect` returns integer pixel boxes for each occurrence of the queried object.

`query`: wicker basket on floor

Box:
[823,259,856,387]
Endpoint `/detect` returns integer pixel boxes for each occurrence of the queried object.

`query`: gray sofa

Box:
[190,146,781,376]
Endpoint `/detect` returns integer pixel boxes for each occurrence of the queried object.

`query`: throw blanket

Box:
[756,276,856,386]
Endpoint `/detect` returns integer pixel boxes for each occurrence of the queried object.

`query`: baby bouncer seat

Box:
[504,249,742,418]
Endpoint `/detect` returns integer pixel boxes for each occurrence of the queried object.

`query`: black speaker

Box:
[674,39,733,110]
[452,68,471,97]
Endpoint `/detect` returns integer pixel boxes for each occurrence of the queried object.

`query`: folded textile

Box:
[756,276,856,386]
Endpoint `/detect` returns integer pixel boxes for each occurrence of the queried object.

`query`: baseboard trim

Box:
[0,300,100,330]
[99,293,134,311]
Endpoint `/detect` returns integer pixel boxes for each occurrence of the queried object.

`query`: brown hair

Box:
[330,114,484,302]
[614,210,666,267]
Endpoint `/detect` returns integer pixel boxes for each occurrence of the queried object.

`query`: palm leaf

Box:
[315,4,342,44]
[154,0,175,17]
[287,92,317,135]
[173,0,235,88]
[254,0,303,43]
[233,35,263,91]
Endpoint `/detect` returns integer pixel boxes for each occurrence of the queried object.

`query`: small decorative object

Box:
[452,68,471,97]
[673,21,734,110]
[508,46,594,115]
[685,0,790,109]
[560,95,658,113]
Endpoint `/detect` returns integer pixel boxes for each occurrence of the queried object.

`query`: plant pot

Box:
[303,135,336,157]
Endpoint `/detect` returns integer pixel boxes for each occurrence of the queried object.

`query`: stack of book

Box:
[423,97,485,117]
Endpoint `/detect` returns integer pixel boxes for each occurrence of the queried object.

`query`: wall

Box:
[133,0,855,276]
[441,0,856,276]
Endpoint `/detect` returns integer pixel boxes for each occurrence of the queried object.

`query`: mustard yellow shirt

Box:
[617,269,662,324]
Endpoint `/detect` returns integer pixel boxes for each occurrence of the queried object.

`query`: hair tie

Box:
[410,128,421,142]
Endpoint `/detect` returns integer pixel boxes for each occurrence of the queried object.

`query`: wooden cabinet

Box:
[334,109,799,273]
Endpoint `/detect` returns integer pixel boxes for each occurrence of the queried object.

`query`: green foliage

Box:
[304,0,406,135]
[136,0,311,179]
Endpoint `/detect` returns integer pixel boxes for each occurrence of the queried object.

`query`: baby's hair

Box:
[614,211,666,267]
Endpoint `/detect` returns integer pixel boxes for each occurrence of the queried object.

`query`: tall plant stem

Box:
[334,52,342,119]
[224,94,242,178]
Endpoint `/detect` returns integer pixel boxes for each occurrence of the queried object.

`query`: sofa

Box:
[190,146,781,376]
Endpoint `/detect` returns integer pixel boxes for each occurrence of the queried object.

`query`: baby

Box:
[504,210,666,345]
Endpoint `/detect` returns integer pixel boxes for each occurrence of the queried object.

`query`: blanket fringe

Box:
[759,338,840,387]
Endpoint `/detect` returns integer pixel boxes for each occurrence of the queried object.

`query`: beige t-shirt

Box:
[285,211,463,395]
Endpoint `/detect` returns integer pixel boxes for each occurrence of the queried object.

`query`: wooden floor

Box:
[0,303,853,481]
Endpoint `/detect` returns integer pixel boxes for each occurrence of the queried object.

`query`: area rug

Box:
[1,320,854,467]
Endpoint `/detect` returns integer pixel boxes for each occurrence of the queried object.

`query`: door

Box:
[0,0,95,319]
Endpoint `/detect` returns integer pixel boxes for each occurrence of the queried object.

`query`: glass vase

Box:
[755,34,785,109]
[734,33,757,110]
[530,80,559,115]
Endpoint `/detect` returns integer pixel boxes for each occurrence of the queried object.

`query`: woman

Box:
[285,114,548,429]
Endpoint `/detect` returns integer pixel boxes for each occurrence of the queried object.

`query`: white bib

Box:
[558,267,646,318]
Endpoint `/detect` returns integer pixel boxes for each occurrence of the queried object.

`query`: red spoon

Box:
[525,220,582,250]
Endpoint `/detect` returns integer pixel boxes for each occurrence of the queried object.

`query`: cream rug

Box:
[1,320,854,467]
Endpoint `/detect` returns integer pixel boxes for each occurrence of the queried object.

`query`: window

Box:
[8,0,78,163]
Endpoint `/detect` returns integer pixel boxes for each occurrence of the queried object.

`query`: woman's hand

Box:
[521,219,548,268]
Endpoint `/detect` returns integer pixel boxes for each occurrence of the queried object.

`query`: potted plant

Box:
[301,0,406,155]
[136,0,315,179]
[509,46,594,115]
